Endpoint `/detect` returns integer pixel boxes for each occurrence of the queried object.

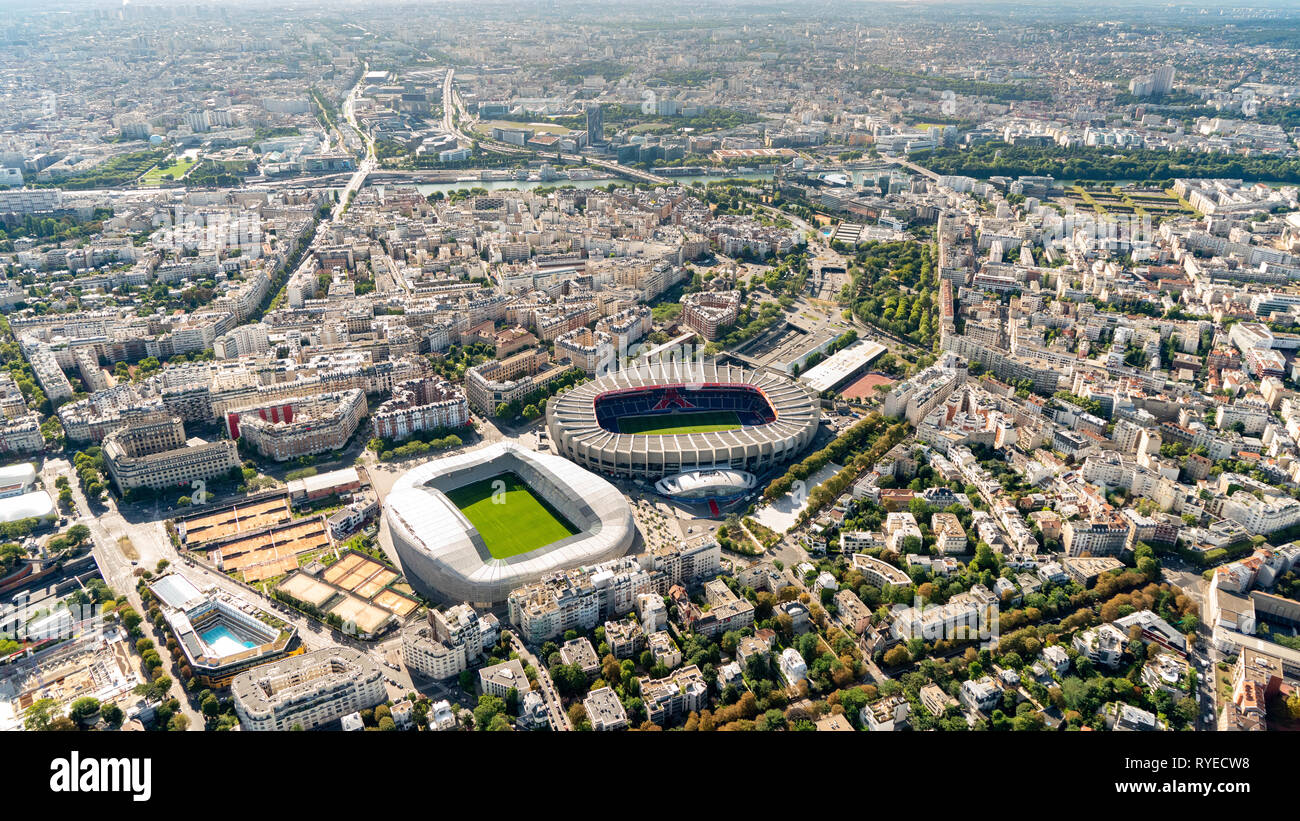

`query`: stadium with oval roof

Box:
[546,359,820,480]
[383,441,635,605]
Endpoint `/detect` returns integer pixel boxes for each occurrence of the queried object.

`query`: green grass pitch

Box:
[616,410,743,435]
[444,473,579,559]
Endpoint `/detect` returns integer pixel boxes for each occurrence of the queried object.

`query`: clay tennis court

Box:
[181,496,292,547]
[841,372,897,401]
[327,594,391,636]
[322,552,366,584]
[213,518,331,583]
[276,550,419,630]
[276,573,338,608]
[323,553,396,596]
[354,569,398,599]
[371,589,418,618]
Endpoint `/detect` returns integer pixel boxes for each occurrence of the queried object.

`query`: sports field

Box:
[141,157,197,185]
[617,410,742,435]
[445,473,579,559]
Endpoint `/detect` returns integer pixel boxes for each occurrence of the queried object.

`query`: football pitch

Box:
[617,410,742,435]
[444,473,579,559]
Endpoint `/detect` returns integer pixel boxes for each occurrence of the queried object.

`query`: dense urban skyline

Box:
[0,0,1298,748]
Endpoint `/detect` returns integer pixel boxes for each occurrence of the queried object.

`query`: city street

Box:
[507,633,571,731]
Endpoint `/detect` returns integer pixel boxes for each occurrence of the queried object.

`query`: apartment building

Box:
[931,512,969,555]
[102,413,240,491]
[1073,623,1126,668]
[400,604,495,680]
[232,647,385,731]
[554,327,615,375]
[559,637,601,676]
[507,556,660,644]
[604,617,646,659]
[1221,490,1300,535]
[371,376,469,441]
[479,659,532,699]
[229,388,367,462]
[680,290,741,341]
[464,347,565,415]
[583,686,629,731]
[638,665,708,725]
[1062,516,1130,557]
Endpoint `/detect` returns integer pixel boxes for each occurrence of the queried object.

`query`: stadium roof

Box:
[0,462,36,492]
[0,490,54,524]
[384,442,634,603]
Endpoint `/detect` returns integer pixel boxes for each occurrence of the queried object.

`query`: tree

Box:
[568,701,590,730]
[68,696,101,725]
[757,708,787,731]
[24,697,59,730]
[505,686,520,716]
[883,645,911,667]
[838,686,870,722]
[1269,685,1300,721]
[474,694,506,731]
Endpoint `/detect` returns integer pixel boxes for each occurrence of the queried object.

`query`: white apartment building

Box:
[779,647,808,685]
[231,647,385,731]
[1222,491,1300,535]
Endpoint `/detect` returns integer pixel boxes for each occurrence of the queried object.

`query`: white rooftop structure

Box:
[341,711,364,731]
[654,468,755,500]
[799,339,888,393]
[385,441,635,603]
[150,573,206,611]
[0,463,37,498]
[0,490,54,524]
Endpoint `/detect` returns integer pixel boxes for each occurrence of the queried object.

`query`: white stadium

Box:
[383,442,636,605]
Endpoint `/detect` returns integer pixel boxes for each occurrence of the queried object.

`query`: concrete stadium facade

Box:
[546,359,821,480]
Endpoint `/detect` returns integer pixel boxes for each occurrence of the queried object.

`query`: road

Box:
[38,458,204,729]
[880,152,941,183]
[506,632,571,731]
[1163,563,1219,730]
[331,65,377,221]
[440,69,669,186]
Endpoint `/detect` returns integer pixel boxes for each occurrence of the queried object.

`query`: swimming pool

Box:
[201,624,258,656]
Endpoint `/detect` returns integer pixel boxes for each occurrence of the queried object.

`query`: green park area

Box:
[140,157,198,185]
